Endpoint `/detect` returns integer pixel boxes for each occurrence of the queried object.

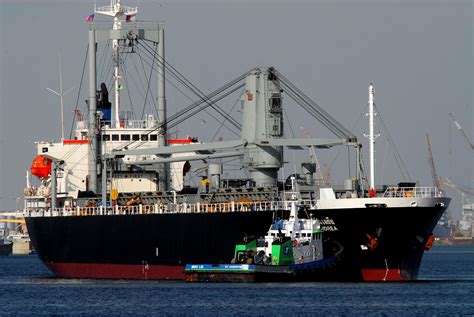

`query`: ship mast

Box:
[95,0,137,128]
[367,83,377,196]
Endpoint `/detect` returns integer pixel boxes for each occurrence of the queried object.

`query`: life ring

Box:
[293,239,298,247]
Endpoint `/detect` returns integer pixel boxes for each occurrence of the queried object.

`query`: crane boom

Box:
[449,112,474,150]
[425,133,441,190]
[440,177,474,196]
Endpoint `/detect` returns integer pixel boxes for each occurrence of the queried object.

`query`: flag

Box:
[85,14,94,22]
[125,14,136,22]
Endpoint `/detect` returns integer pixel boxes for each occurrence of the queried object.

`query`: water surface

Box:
[0,246,473,316]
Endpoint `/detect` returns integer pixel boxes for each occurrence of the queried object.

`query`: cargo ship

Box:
[24,0,450,281]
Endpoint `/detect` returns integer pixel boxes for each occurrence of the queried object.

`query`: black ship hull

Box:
[26,205,446,281]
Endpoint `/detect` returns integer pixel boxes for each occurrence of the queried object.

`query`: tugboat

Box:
[185,178,343,282]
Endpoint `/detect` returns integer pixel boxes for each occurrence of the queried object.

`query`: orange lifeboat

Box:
[31,155,52,179]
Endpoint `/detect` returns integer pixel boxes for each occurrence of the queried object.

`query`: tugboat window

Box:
[150,134,157,141]
[141,135,148,141]
[102,135,110,141]
[121,134,131,141]
[132,134,140,141]
[112,134,119,141]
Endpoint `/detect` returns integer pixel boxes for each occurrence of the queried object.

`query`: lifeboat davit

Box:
[31,155,52,179]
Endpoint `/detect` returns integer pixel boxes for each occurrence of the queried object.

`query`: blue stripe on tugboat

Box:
[185,264,255,272]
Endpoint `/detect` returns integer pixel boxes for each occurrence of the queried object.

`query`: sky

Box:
[0,0,472,216]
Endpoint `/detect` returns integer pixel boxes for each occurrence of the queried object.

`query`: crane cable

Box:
[139,40,242,129]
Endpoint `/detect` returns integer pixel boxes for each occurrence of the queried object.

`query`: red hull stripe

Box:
[360,269,405,281]
[46,262,185,280]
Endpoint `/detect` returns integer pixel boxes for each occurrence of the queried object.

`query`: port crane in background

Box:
[425,133,441,190]
[440,177,474,197]
[0,213,26,231]
[426,133,452,232]
[440,177,474,238]
[449,112,474,151]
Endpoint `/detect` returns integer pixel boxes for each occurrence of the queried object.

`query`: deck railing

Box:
[25,187,442,218]
[99,120,159,129]
[25,200,314,218]
[382,187,440,198]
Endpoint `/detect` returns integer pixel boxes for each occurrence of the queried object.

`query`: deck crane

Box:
[300,127,325,185]
[449,112,474,151]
